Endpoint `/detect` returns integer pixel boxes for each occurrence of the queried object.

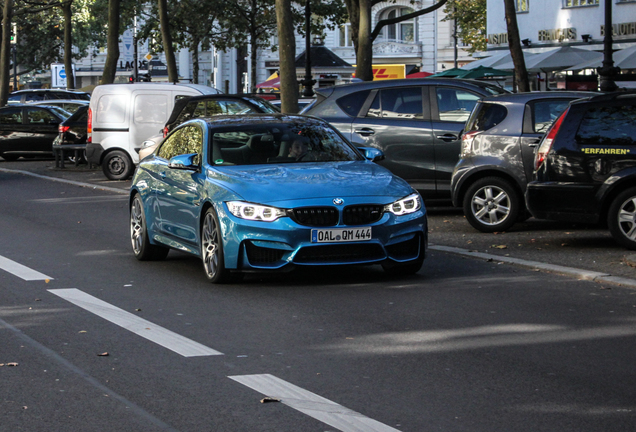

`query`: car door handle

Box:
[354,128,375,136]
[436,134,458,142]
[527,138,541,147]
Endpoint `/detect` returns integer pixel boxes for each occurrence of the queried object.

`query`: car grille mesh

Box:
[343,205,384,225]
[291,207,339,227]
[385,235,421,260]
[245,242,285,265]
[294,243,385,264]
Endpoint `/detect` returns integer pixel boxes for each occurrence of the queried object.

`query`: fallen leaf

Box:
[7,362,18,367]
[35,298,41,301]
[97,352,109,357]
[491,245,507,249]
[135,308,142,311]
[79,330,87,333]
[561,243,569,247]
[261,397,281,403]
[45,279,50,283]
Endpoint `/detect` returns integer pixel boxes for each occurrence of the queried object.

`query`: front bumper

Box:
[218,204,428,271]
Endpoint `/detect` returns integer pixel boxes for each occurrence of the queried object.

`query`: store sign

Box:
[487,33,508,45]
[538,28,577,42]
[601,22,636,37]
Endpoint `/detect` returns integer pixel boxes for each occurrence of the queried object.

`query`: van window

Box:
[97,95,127,123]
[134,94,168,124]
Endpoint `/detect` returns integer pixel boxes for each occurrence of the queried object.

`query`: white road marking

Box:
[48,288,222,357]
[0,254,52,281]
[229,374,401,432]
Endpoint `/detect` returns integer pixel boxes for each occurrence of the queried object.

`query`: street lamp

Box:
[302,0,316,97]
[598,0,619,92]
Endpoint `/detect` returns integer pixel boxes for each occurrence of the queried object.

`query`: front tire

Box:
[201,208,235,283]
[608,186,636,250]
[103,150,134,180]
[130,194,169,260]
[463,177,520,233]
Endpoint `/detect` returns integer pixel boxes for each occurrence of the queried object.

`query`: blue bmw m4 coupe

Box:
[129,114,427,283]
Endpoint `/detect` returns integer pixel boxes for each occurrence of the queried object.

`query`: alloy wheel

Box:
[202,212,220,279]
[471,185,511,226]
[130,197,144,255]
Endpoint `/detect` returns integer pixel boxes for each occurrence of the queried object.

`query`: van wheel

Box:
[103,150,134,180]
[463,177,520,233]
[608,186,636,250]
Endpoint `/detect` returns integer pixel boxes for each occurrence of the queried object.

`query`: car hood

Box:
[207,161,413,204]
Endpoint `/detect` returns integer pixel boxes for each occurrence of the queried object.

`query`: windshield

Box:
[51,106,72,119]
[245,97,279,113]
[209,123,363,166]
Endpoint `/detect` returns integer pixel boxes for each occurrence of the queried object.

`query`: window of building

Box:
[379,7,415,43]
[515,0,529,12]
[564,0,598,7]
[339,24,354,47]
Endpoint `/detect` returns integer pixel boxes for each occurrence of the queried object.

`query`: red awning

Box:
[256,77,280,89]
[405,71,433,79]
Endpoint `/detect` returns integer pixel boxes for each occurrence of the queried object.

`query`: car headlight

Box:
[227,201,287,222]
[384,193,422,216]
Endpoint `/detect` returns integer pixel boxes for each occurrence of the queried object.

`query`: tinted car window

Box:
[24,93,45,102]
[0,108,22,124]
[465,103,507,132]
[576,105,636,146]
[533,100,570,133]
[244,97,279,113]
[366,87,422,119]
[336,90,371,117]
[436,88,480,123]
[158,125,203,162]
[7,94,21,103]
[26,108,56,124]
[210,123,362,166]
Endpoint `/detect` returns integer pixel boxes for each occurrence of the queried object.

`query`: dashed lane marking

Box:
[229,374,402,432]
[0,254,52,281]
[48,288,223,357]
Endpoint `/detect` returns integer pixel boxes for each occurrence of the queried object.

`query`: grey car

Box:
[302,78,508,199]
[451,91,592,232]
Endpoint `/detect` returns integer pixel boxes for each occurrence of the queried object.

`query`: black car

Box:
[526,92,636,249]
[57,105,88,145]
[0,104,71,161]
[8,89,90,104]
[302,78,508,199]
[451,91,590,232]
[162,94,279,137]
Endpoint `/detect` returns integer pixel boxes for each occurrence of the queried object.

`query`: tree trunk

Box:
[343,0,360,53]
[0,0,13,106]
[62,1,75,89]
[503,0,529,92]
[275,0,298,113]
[250,40,258,93]
[101,0,120,85]
[191,39,199,84]
[158,0,178,83]
[355,0,373,81]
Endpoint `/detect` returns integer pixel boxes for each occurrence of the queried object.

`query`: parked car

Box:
[53,105,89,164]
[0,104,71,161]
[137,94,281,160]
[8,89,90,104]
[86,83,222,180]
[32,99,89,114]
[302,78,508,199]
[526,92,636,249]
[130,114,428,283]
[451,91,591,232]
[271,98,314,111]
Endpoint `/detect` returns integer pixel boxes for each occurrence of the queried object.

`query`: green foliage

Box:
[443,0,486,54]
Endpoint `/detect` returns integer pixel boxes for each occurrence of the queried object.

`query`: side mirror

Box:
[358,146,385,162]
[168,153,199,170]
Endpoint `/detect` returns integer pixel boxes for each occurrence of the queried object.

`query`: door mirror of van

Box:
[169,153,199,170]
[358,147,385,162]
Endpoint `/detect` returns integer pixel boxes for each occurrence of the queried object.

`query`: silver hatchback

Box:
[451,91,592,232]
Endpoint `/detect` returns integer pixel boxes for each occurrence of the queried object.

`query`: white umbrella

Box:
[461,50,538,70]
[497,46,603,71]
[566,45,636,71]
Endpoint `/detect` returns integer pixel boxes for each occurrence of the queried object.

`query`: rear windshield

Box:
[464,102,507,132]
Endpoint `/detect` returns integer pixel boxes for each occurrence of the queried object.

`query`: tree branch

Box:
[370,0,449,42]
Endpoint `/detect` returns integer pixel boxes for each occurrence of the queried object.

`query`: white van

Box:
[86,83,221,180]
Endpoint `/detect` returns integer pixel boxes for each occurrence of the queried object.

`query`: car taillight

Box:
[460,130,480,155]
[534,107,569,171]
[59,125,70,133]
[163,126,169,138]
[87,107,92,143]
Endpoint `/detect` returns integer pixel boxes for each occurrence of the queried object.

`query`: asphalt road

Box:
[1,159,636,431]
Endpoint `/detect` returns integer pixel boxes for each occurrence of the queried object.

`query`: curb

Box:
[430,245,636,289]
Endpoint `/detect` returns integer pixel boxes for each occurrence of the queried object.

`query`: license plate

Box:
[311,227,372,243]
